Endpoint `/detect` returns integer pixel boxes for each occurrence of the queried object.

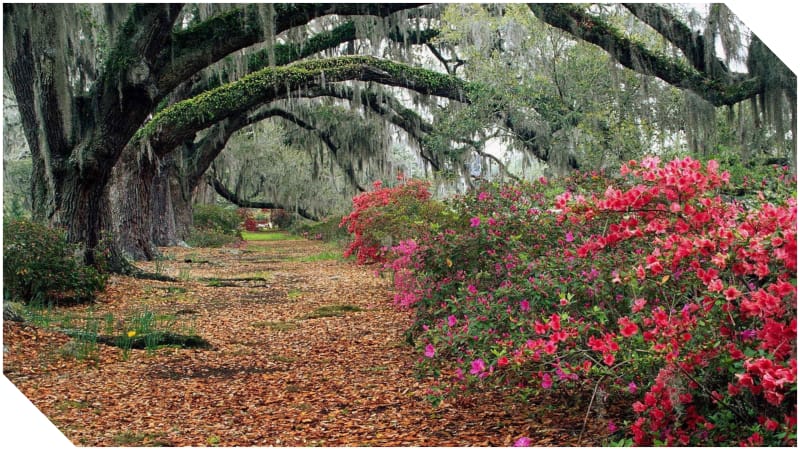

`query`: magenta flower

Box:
[470,359,486,375]
[628,382,638,394]
[447,315,457,327]
[608,420,618,432]
[514,437,532,447]
[470,216,481,227]
[467,284,478,295]
[565,231,574,242]
[478,191,489,201]
[424,344,436,358]
[520,299,530,312]
[541,372,553,389]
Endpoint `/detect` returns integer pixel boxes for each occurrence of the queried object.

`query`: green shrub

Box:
[192,204,241,234]
[3,219,107,305]
[186,228,240,248]
[291,216,351,243]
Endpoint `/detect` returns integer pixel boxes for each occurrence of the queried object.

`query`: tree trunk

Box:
[150,153,182,247]
[106,146,158,261]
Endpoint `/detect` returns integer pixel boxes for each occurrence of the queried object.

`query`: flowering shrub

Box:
[339,179,453,264]
[239,210,259,232]
[344,157,797,446]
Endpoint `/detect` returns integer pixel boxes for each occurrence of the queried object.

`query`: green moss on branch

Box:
[136,56,469,154]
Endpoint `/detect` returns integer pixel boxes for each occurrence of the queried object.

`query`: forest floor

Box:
[3,232,623,447]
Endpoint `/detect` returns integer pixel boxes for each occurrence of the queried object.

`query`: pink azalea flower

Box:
[541,372,553,389]
[514,437,532,447]
[424,344,436,358]
[447,315,457,327]
[467,284,478,295]
[565,231,574,242]
[470,359,486,375]
[470,216,481,227]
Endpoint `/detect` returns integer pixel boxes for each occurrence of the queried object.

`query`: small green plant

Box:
[178,267,191,281]
[206,435,221,446]
[72,318,100,361]
[153,255,166,276]
[287,289,303,300]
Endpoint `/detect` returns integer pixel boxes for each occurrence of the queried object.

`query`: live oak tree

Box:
[3,3,435,269]
[4,3,794,271]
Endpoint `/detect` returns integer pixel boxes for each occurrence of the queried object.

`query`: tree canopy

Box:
[3,3,795,268]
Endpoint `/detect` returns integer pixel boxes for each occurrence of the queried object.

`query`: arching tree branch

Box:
[528,3,762,107]
[208,175,320,221]
[159,4,427,93]
[135,56,470,156]
[175,19,440,105]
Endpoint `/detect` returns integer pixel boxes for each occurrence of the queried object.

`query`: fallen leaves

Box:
[3,236,622,446]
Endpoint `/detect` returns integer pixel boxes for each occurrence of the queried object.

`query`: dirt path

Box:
[3,234,612,446]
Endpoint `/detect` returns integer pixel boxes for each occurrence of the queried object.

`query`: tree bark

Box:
[106,146,159,261]
[4,4,181,268]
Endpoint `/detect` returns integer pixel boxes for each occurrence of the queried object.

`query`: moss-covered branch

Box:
[621,3,708,73]
[528,4,762,106]
[208,176,320,221]
[81,4,183,179]
[302,85,441,170]
[159,4,427,95]
[135,56,469,155]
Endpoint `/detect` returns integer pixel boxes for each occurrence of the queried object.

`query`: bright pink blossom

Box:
[424,344,436,358]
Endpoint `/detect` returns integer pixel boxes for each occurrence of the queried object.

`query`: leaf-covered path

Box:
[4,234,614,446]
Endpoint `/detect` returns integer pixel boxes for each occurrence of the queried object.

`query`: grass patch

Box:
[235,271,272,280]
[162,286,187,295]
[292,250,343,262]
[241,231,300,241]
[287,289,303,300]
[301,304,362,320]
[54,399,88,411]
[112,431,171,447]
[252,320,297,331]
[22,303,204,359]
[269,354,297,363]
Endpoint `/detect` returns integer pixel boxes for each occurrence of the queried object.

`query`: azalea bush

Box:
[344,157,797,446]
[339,179,455,264]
